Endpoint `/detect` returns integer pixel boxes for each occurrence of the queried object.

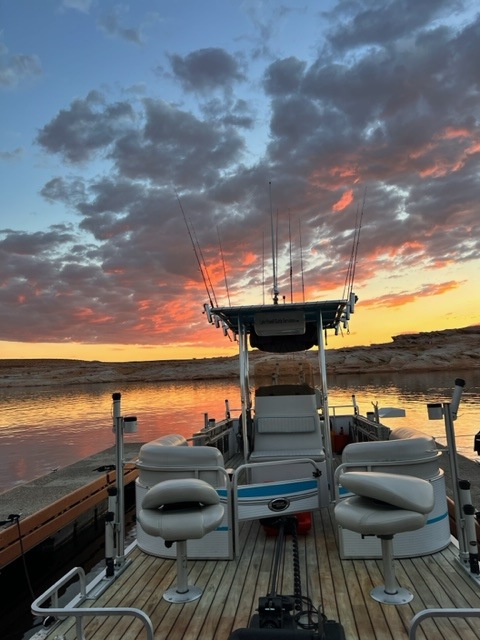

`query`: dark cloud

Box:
[0,226,75,256]
[168,48,246,93]
[110,98,245,187]
[325,0,455,51]
[36,91,135,163]
[263,57,307,96]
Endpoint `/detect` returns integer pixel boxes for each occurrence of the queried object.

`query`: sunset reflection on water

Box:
[1,370,479,493]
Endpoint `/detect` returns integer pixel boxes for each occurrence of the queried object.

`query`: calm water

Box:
[1,370,479,493]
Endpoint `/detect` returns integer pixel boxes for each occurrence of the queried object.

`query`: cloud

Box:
[36,91,136,163]
[62,0,93,13]
[97,9,144,45]
[2,2,480,347]
[168,48,246,93]
[367,281,465,308]
[0,147,23,160]
[0,42,42,88]
[325,0,454,52]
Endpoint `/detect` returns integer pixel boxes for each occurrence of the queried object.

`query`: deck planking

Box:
[39,507,480,640]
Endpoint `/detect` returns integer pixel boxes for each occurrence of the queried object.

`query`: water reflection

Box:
[1,371,479,493]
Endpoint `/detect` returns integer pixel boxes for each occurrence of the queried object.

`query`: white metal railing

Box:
[31,566,154,640]
[409,608,480,639]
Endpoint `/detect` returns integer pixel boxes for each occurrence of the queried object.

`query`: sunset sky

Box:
[1,0,479,362]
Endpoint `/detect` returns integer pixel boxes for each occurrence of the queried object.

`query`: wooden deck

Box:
[40,505,480,640]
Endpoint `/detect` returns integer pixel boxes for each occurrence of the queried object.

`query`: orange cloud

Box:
[242,251,257,266]
[442,126,470,139]
[365,280,463,308]
[332,189,354,212]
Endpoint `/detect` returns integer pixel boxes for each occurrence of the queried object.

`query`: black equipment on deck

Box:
[228,516,345,640]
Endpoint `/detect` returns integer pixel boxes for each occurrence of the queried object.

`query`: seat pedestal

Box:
[371,535,413,604]
[164,540,202,603]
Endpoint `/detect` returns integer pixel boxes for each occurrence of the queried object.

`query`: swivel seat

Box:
[139,477,224,603]
[334,471,434,604]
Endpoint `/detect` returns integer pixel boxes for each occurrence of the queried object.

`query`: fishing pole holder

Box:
[105,393,137,575]
[428,378,480,583]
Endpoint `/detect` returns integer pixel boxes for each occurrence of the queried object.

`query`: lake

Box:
[1,369,479,493]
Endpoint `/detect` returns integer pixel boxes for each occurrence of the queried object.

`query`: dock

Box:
[0,443,142,568]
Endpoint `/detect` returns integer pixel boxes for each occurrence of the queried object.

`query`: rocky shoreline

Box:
[0,325,479,388]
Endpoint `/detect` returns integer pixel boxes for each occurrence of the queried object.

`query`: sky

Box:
[1,0,480,362]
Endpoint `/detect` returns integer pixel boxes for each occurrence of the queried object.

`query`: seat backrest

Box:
[252,389,323,453]
[137,442,226,488]
[341,431,440,479]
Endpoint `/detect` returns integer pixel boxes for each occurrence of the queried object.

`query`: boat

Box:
[30,253,480,639]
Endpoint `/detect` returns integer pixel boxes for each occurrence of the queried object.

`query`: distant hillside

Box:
[324,325,480,374]
[0,325,478,388]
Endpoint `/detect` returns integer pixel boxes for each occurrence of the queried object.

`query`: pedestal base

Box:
[370,585,413,605]
[163,585,203,603]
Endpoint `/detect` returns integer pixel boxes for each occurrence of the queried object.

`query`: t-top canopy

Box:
[210,299,349,353]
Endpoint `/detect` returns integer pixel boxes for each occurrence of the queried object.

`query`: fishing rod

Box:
[176,191,218,308]
[343,188,366,299]
[262,231,265,305]
[288,209,293,303]
[217,226,231,306]
[299,219,305,303]
[269,181,279,304]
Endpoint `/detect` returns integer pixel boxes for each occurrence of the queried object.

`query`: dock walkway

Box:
[0,444,142,567]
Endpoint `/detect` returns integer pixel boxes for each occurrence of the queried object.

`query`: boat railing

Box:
[351,414,392,441]
[190,417,237,456]
[231,458,323,550]
[409,608,480,639]
[328,403,357,417]
[31,566,154,640]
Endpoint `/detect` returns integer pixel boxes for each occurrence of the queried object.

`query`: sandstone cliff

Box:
[0,325,478,388]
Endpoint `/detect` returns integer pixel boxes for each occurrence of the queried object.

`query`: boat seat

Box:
[334,471,434,604]
[340,428,441,479]
[251,394,325,458]
[139,478,224,603]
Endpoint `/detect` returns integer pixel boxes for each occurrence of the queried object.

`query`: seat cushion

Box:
[139,502,224,541]
[338,471,434,514]
[335,496,427,536]
[139,478,224,541]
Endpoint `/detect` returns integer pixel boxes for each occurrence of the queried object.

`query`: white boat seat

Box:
[341,430,441,479]
[335,471,434,604]
[139,478,224,603]
[136,442,226,488]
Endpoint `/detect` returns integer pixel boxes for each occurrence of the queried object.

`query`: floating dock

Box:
[0,443,141,568]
